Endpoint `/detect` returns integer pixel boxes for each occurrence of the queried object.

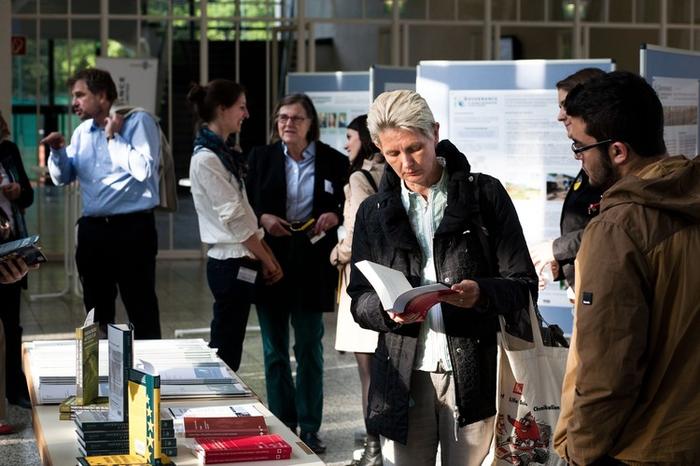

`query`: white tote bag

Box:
[483,297,568,466]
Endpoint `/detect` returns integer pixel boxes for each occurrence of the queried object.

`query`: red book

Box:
[193,434,293,464]
[183,417,268,438]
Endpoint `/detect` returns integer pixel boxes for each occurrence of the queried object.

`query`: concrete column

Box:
[296,0,306,72]
[200,0,208,84]
[391,0,400,66]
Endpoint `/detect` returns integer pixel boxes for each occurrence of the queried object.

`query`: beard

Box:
[587,149,618,191]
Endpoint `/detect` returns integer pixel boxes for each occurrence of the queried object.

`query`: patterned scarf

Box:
[193,126,245,183]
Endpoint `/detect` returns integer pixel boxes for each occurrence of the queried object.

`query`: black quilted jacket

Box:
[347,139,537,444]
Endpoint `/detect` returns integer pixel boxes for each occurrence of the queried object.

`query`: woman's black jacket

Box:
[347,139,537,444]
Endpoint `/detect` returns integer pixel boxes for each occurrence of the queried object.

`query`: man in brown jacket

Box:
[553,71,700,465]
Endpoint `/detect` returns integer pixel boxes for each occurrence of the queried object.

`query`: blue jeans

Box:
[206,257,258,371]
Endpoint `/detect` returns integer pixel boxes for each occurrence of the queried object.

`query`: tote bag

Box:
[484,297,568,466]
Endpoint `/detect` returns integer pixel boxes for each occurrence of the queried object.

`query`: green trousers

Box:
[256,305,324,434]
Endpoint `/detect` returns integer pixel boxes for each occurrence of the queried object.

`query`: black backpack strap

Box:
[358,169,378,193]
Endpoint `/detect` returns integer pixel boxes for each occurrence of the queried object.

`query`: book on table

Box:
[74,453,175,466]
[76,309,99,406]
[192,434,292,464]
[128,360,166,465]
[168,405,268,438]
[59,395,109,420]
[108,323,134,422]
[355,260,457,319]
[75,410,174,432]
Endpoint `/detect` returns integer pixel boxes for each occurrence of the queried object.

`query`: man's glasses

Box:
[571,139,613,159]
[278,114,308,125]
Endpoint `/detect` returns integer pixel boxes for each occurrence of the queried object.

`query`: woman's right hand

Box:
[260,214,292,237]
[262,259,283,285]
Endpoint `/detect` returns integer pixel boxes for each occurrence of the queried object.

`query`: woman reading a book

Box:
[245,94,348,454]
[330,114,385,466]
[187,80,283,372]
[347,90,538,466]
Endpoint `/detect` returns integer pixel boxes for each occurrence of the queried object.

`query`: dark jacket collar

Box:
[376,139,476,249]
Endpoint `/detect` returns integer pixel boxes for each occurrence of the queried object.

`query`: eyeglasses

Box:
[278,114,308,125]
[571,139,613,159]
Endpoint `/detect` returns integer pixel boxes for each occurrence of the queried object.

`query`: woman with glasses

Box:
[187,80,283,373]
[246,93,348,454]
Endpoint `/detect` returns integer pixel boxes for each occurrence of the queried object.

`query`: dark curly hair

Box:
[67,68,117,103]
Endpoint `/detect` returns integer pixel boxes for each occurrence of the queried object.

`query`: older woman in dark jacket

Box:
[246,94,347,454]
[347,90,537,465]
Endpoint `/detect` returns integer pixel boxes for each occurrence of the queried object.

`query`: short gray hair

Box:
[367,90,436,144]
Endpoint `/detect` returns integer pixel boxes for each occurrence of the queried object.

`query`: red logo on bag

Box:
[513,382,523,395]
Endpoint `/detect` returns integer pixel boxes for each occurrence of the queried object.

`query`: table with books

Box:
[23,338,325,466]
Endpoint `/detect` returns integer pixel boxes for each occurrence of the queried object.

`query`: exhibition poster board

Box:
[370,65,416,98]
[287,72,370,153]
[96,57,159,114]
[418,59,615,332]
[641,44,700,158]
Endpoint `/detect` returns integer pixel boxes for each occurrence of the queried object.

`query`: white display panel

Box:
[96,57,159,114]
[653,76,699,158]
[306,91,370,153]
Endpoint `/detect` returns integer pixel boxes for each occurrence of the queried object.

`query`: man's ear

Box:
[610,141,629,166]
[433,122,440,145]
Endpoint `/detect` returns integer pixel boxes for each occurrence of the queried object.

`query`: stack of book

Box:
[168,404,292,464]
[75,410,178,458]
[192,435,292,464]
[59,395,109,421]
[26,339,252,404]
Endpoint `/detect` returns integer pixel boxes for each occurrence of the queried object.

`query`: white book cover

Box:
[355,260,456,316]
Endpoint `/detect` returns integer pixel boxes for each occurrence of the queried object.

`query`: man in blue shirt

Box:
[41,68,161,339]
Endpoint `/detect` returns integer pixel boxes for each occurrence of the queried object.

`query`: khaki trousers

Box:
[381,370,494,466]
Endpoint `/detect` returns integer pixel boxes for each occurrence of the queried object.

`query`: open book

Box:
[0,235,47,266]
[355,260,457,319]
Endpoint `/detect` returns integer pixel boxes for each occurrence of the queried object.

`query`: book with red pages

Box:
[355,260,457,319]
[192,434,292,464]
[168,405,268,438]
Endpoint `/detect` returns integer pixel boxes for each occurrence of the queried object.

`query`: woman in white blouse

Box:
[330,114,385,466]
[187,80,282,371]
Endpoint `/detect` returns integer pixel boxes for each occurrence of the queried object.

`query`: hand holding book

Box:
[438,279,482,308]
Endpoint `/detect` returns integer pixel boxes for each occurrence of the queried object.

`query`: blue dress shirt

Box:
[48,112,161,216]
[283,141,316,222]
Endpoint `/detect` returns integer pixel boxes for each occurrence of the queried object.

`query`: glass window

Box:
[492,0,517,21]
[11,0,36,14]
[522,0,546,21]
[635,0,660,23]
[668,0,691,23]
[72,0,100,14]
[39,0,67,14]
[109,20,139,57]
[610,0,634,22]
[109,0,137,15]
[400,0,427,19]
[458,0,485,21]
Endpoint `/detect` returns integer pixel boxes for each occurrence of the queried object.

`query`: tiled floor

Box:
[0,260,367,466]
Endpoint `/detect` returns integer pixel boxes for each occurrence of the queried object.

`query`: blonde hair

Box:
[366,90,436,144]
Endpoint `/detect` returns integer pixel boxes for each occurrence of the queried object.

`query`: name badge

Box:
[324,179,334,194]
[237,266,258,284]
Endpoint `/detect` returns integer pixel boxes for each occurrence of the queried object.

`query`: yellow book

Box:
[76,310,99,406]
[76,454,175,465]
[128,362,164,465]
